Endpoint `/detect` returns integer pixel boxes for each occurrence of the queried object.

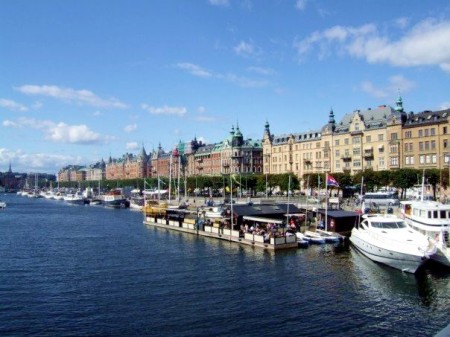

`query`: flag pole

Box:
[325,172,328,232]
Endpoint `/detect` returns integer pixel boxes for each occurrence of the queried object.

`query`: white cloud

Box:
[46,123,101,144]
[15,84,128,109]
[93,110,102,116]
[294,19,450,73]
[197,106,206,113]
[221,73,268,88]
[360,75,416,99]
[3,117,104,144]
[124,124,137,133]
[440,102,450,110]
[126,142,139,150]
[247,66,275,75]
[0,98,28,112]
[295,0,307,11]
[141,104,187,116]
[177,61,269,88]
[209,0,229,6]
[176,63,213,78]
[0,147,84,173]
[234,41,254,56]
[2,120,18,127]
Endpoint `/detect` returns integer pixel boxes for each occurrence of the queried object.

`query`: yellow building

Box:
[262,95,450,181]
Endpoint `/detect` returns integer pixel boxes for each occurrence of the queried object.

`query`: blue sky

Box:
[1,0,450,174]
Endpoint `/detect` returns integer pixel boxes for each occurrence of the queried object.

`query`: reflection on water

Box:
[350,246,450,308]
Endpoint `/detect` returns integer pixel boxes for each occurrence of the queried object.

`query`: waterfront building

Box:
[105,146,151,180]
[57,97,450,186]
[262,95,450,189]
[58,165,85,182]
[85,160,106,181]
[191,125,263,177]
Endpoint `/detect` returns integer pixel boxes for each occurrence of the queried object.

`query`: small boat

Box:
[295,232,309,248]
[129,189,144,210]
[316,229,342,243]
[0,200,6,209]
[64,192,90,205]
[350,214,436,273]
[304,230,326,244]
[103,189,129,208]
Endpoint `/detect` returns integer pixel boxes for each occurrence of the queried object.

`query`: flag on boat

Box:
[326,174,339,188]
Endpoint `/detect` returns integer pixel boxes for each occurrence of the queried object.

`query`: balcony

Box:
[341,154,352,161]
[363,150,374,159]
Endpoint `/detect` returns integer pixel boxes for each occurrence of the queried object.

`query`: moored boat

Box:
[0,200,6,209]
[304,230,326,244]
[64,192,90,205]
[350,214,436,273]
[103,189,129,208]
[400,200,450,267]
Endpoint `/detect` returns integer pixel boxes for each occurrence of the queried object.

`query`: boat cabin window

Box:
[433,210,438,219]
[371,221,407,229]
[440,210,447,219]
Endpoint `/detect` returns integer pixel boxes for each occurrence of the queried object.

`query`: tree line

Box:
[57,168,449,199]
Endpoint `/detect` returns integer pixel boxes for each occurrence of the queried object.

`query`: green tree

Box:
[425,168,440,199]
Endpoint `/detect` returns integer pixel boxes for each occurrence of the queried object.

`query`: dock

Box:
[142,215,298,250]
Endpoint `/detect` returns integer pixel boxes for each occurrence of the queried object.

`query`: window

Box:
[405,131,412,138]
[391,133,398,140]
[431,128,435,136]
[352,136,361,144]
[390,157,398,166]
[345,138,349,145]
[444,126,448,135]
[432,155,437,164]
[425,141,430,151]
[390,145,398,154]
[336,150,340,157]
[353,148,361,155]
[405,156,414,165]
[353,160,361,167]
[378,134,384,141]
[379,157,385,167]
[419,130,423,137]
[335,139,340,146]
[445,140,449,149]
[425,129,429,137]
[419,142,424,151]
[336,160,340,169]
[431,140,436,150]
[355,123,360,131]
[366,135,371,142]
[420,155,425,164]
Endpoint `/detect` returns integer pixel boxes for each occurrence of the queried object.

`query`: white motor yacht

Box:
[400,200,450,267]
[350,214,436,273]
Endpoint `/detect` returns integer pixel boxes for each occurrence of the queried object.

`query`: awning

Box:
[243,216,283,224]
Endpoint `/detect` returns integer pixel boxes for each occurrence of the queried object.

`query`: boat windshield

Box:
[371,221,407,229]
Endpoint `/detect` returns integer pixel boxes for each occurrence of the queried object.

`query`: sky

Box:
[1,0,450,174]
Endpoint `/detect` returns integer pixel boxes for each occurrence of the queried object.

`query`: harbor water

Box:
[0,194,449,336]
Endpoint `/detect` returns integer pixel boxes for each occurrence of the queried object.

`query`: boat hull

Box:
[350,232,428,273]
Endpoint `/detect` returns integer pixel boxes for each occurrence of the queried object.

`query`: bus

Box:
[362,192,400,207]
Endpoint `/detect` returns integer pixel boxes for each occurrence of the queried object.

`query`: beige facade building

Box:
[263,96,450,183]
